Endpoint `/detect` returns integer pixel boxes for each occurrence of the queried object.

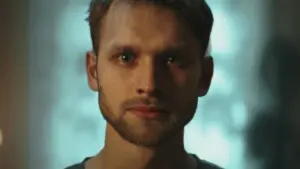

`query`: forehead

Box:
[99,1,199,53]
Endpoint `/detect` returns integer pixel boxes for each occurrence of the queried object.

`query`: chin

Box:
[103,109,192,147]
[122,133,171,147]
[117,122,183,147]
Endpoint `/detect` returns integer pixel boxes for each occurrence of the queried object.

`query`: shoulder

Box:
[199,159,223,169]
[191,154,223,169]
[64,163,84,169]
[65,157,91,169]
[64,160,87,169]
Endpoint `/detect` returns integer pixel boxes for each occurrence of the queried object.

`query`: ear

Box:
[198,56,214,97]
[86,51,99,92]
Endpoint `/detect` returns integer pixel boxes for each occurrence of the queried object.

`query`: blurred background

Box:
[1,0,299,169]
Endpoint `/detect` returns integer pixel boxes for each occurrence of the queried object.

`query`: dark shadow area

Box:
[246,36,300,169]
[245,0,300,167]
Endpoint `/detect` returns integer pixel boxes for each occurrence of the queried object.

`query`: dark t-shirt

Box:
[65,154,223,169]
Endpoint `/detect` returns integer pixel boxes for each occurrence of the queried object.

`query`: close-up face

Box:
[87,1,213,147]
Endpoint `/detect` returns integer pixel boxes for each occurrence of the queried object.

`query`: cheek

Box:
[100,66,134,93]
[168,69,200,109]
[99,67,129,115]
[170,67,200,90]
[172,70,186,85]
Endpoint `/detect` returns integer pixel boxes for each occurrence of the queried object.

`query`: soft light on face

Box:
[87,1,213,147]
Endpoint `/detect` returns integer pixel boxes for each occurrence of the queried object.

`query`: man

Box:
[66,0,222,168]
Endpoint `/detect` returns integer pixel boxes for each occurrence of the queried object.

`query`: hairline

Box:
[87,0,213,56]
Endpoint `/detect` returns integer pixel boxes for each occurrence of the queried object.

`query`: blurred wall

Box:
[0,0,29,169]
[28,0,58,168]
[245,1,300,169]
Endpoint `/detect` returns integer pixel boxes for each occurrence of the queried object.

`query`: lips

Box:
[127,106,168,118]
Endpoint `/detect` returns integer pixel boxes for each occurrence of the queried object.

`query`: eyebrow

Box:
[106,42,186,54]
[108,44,140,54]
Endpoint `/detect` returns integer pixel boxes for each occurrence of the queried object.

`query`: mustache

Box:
[121,97,166,110]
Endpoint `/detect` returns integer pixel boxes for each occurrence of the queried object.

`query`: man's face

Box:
[87,1,213,147]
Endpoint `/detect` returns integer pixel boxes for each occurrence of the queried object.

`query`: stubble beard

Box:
[98,88,198,147]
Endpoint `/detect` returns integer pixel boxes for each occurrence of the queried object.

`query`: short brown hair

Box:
[86,0,214,55]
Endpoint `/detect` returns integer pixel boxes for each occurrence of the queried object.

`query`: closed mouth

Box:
[127,105,169,118]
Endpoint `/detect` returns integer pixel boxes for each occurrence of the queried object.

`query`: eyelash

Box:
[114,51,184,68]
[166,55,177,64]
[118,51,137,64]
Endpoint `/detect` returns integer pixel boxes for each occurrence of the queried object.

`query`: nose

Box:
[135,59,160,96]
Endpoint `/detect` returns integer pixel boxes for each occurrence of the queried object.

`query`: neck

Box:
[87,124,196,169]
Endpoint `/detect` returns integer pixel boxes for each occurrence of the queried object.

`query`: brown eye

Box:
[119,50,136,64]
[167,55,177,64]
[157,50,180,66]
[166,54,188,69]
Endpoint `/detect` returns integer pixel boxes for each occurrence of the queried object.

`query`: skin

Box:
[85,1,213,169]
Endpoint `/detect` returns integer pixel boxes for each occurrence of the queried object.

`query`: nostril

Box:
[137,89,144,94]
